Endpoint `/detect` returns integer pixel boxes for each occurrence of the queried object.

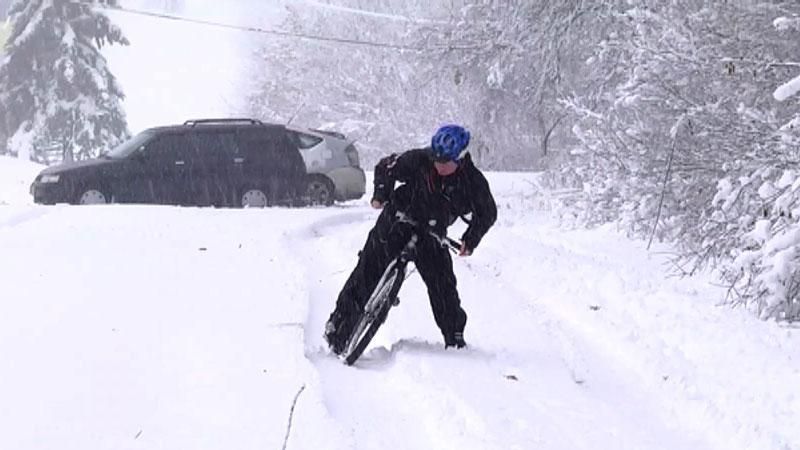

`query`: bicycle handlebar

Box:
[394,212,461,253]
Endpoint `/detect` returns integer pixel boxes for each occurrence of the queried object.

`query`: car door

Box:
[237,127,305,204]
[191,130,237,206]
[108,132,157,203]
[137,133,197,205]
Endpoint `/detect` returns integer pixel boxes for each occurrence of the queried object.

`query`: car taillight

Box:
[345,144,360,167]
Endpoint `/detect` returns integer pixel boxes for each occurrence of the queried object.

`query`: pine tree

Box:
[0,0,129,162]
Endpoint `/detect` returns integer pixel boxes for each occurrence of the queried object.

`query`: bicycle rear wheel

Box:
[343,264,404,365]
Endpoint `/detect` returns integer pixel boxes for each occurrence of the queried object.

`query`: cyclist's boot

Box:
[444,331,467,349]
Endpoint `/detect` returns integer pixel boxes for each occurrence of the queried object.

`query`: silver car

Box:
[286,126,366,205]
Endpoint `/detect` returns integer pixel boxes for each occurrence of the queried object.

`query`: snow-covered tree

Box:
[246,1,581,169]
[701,12,800,320]
[247,1,606,169]
[419,0,604,169]
[561,2,790,231]
[244,0,458,167]
[0,0,130,162]
[555,0,800,319]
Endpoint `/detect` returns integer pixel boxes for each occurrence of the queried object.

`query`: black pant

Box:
[327,208,467,344]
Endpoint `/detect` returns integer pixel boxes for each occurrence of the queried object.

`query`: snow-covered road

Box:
[1,164,797,450]
[297,208,707,450]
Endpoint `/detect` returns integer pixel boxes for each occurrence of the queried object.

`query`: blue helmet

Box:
[431,125,470,162]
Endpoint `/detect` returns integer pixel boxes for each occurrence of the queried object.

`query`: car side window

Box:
[193,131,239,163]
[143,134,194,165]
[238,130,276,162]
[239,129,304,173]
[287,130,323,149]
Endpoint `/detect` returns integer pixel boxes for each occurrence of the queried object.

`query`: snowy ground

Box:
[0,155,42,205]
[1,161,798,450]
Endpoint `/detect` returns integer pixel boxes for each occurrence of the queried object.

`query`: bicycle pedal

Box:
[392,296,400,306]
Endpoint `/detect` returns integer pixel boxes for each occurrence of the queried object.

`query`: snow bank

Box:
[0,206,351,450]
[0,155,43,205]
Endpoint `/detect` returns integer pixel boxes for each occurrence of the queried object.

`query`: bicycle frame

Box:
[342,222,460,365]
[361,237,414,314]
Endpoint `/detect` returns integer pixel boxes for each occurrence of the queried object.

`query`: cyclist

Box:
[324,124,497,355]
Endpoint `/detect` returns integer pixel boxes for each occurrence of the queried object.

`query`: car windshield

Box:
[104,131,154,159]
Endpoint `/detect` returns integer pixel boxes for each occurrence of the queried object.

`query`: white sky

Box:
[103,0,284,133]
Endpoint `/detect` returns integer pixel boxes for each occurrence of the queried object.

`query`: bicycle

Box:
[341,216,461,365]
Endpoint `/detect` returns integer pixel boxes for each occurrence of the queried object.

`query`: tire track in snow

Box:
[456,252,591,386]
[0,206,52,230]
[291,210,537,449]
[282,209,378,449]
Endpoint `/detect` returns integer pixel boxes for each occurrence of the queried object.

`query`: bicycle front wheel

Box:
[343,264,404,365]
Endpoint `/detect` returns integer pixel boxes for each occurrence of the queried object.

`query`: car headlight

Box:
[40,174,60,183]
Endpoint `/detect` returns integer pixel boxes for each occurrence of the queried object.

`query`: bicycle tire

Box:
[343,265,404,365]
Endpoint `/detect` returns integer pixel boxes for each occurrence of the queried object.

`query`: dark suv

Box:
[30,119,308,207]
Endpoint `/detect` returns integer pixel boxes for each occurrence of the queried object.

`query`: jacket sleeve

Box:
[461,169,497,252]
[372,149,429,203]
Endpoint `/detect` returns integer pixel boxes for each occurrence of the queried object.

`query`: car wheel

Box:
[306,175,335,206]
[240,188,269,208]
[77,187,109,205]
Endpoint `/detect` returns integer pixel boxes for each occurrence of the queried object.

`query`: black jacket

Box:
[372,148,497,251]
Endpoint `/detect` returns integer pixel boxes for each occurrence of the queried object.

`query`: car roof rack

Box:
[184,118,264,127]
